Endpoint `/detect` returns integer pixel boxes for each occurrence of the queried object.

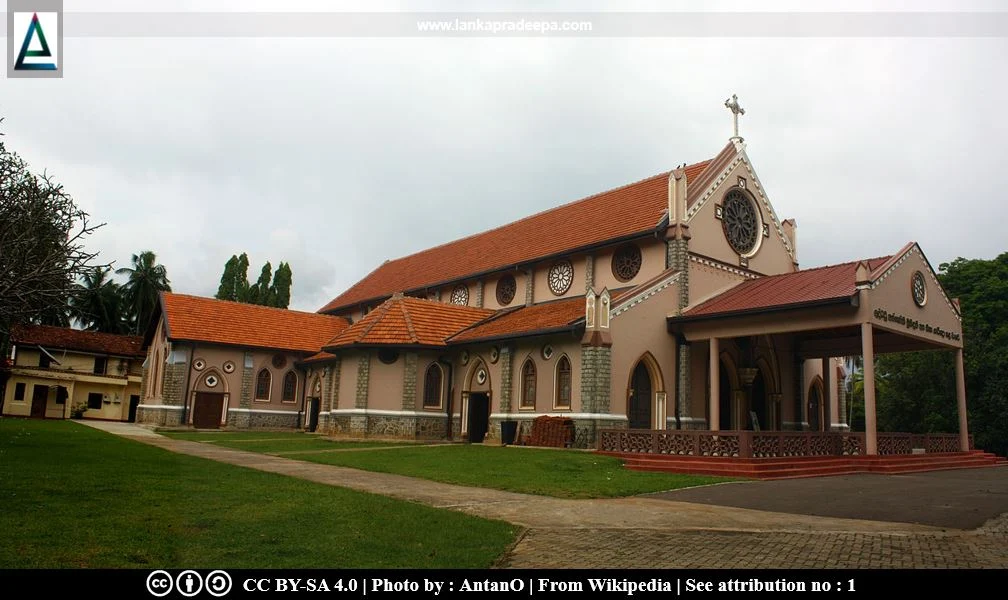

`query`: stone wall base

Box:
[226,410,299,429]
[324,414,450,440]
[136,406,183,427]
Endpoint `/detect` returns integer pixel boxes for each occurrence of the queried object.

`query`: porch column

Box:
[709,338,720,431]
[955,348,969,452]
[821,357,832,431]
[861,322,877,455]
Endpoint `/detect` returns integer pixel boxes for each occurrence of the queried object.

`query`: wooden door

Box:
[30,385,48,418]
[192,393,225,429]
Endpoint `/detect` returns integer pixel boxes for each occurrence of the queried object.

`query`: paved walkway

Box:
[79,421,1008,568]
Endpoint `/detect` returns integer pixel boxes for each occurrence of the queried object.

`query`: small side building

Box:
[137,293,349,429]
[1,325,145,421]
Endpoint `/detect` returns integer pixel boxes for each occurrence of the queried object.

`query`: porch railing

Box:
[597,429,971,458]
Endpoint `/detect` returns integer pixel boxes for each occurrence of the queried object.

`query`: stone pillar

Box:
[498,344,513,413]
[955,348,969,452]
[585,254,594,292]
[676,344,692,427]
[240,352,253,408]
[861,323,877,455]
[709,338,720,431]
[352,352,370,435]
[329,355,341,410]
[474,280,484,308]
[821,357,833,431]
[524,268,534,306]
[402,352,418,410]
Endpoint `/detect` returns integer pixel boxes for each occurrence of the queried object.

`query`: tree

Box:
[215,252,250,302]
[270,262,293,309]
[70,266,129,334]
[874,253,1008,456]
[213,254,293,309]
[116,250,171,334]
[0,119,103,346]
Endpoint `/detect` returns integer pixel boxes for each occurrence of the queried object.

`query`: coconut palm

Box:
[116,250,171,334]
[70,266,129,333]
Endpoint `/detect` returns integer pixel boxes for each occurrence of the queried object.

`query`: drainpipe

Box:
[438,356,453,441]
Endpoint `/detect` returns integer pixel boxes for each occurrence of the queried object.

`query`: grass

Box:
[160,431,403,453]
[0,419,516,568]
[279,444,730,499]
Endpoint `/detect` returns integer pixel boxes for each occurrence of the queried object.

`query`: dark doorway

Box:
[467,393,490,443]
[192,392,225,429]
[809,384,822,432]
[628,361,652,429]
[719,367,732,430]
[307,397,320,432]
[30,385,48,418]
[128,395,140,423]
[750,370,767,430]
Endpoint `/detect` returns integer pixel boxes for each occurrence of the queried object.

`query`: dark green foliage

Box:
[214,254,292,309]
[115,250,171,334]
[874,253,1008,456]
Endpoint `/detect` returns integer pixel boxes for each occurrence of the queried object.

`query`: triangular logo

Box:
[15,13,56,71]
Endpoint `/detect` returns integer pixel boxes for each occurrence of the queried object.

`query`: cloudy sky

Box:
[3,0,1006,312]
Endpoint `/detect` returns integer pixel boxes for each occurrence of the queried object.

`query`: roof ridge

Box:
[399,301,419,344]
[165,292,342,320]
[355,300,394,342]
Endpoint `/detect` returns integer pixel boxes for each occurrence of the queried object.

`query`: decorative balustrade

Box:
[598,429,971,458]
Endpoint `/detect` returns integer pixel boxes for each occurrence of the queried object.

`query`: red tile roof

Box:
[325,296,495,349]
[319,154,720,313]
[161,293,349,353]
[449,297,586,343]
[679,256,893,319]
[11,324,145,358]
[302,351,337,364]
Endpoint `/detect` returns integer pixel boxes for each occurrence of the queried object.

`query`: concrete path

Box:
[78,421,1008,568]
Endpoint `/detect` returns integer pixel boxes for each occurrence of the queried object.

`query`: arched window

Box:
[282,371,297,403]
[520,359,536,409]
[555,356,572,409]
[423,364,442,409]
[255,369,271,401]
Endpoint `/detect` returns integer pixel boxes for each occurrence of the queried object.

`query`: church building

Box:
[137,98,969,457]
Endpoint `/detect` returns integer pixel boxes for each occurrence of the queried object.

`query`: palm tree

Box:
[116,251,171,334]
[70,267,129,334]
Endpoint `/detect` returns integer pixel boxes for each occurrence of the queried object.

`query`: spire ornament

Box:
[725,94,745,140]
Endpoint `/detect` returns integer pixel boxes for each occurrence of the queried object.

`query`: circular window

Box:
[450,284,469,306]
[721,190,760,255]
[489,347,499,364]
[912,271,927,307]
[459,350,470,365]
[476,368,487,385]
[548,260,574,296]
[222,361,235,374]
[542,344,554,360]
[272,354,287,369]
[612,244,642,282]
[193,358,206,371]
[496,274,516,306]
[377,349,400,364]
[204,374,219,388]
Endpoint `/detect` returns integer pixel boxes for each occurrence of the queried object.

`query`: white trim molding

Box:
[227,407,300,415]
[136,403,184,411]
[611,272,682,319]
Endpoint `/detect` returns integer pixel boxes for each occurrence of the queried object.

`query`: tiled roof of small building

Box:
[324,296,495,349]
[448,297,587,343]
[11,324,145,358]
[318,154,718,313]
[161,293,349,353]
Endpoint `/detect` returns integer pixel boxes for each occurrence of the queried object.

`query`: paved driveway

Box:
[649,468,1008,529]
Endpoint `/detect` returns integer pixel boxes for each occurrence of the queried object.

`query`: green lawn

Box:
[0,419,515,568]
[280,444,729,499]
[160,431,403,454]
